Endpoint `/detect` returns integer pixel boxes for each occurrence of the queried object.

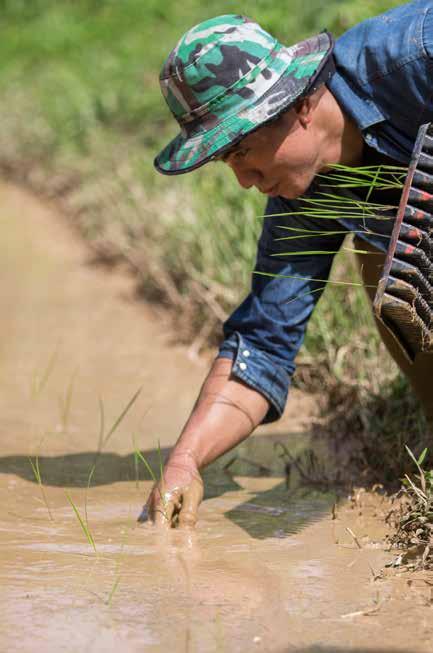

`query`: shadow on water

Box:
[224,481,334,540]
[0,446,239,493]
[0,432,338,539]
[0,431,329,489]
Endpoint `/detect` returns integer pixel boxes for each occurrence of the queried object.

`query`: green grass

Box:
[0,2,401,344]
[0,1,402,349]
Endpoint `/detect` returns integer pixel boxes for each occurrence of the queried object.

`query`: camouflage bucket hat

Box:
[154,15,335,176]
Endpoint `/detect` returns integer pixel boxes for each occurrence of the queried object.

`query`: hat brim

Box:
[154,31,335,176]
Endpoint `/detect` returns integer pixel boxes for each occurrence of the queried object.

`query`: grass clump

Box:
[386,447,433,571]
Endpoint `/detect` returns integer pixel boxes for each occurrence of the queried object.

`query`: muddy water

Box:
[0,183,432,653]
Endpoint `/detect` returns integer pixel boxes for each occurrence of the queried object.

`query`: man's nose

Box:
[229,161,263,190]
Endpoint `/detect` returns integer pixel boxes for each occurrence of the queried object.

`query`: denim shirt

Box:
[218,0,433,423]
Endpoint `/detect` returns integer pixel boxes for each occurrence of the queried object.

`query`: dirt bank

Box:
[0,182,432,652]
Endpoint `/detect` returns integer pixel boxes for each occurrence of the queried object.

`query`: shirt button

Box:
[242,350,250,357]
[239,362,247,371]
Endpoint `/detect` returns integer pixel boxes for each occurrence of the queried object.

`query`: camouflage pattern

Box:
[154,15,334,175]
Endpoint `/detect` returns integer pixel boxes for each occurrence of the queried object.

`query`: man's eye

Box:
[233,149,248,160]
[218,147,249,164]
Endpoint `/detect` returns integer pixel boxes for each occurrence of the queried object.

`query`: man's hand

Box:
[139,357,269,529]
[144,452,204,528]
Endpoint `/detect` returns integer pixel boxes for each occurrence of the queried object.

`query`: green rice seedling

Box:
[106,572,121,606]
[133,449,140,491]
[263,173,401,222]
[97,397,105,452]
[28,350,59,520]
[273,224,390,244]
[132,439,157,485]
[318,163,406,191]
[30,346,59,399]
[320,163,406,184]
[105,526,130,607]
[157,439,164,488]
[85,529,129,606]
[270,245,375,257]
[266,199,396,221]
[57,369,78,433]
[258,164,405,350]
[66,492,97,553]
[84,398,105,525]
[254,269,375,290]
[274,227,364,240]
[28,451,53,521]
[84,388,142,525]
[215,609,227,653]
[264,165,404,251]
[133,437,168,519]
[102,387,142,449]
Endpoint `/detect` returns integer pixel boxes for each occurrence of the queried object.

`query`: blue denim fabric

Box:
[218,0,433,423]
[328,0,433,164]
[219,195,349,422]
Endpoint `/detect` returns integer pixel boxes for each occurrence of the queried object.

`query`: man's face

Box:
[219,104,323,200]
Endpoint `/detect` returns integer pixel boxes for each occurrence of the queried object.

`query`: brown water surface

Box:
[0,183,432,652]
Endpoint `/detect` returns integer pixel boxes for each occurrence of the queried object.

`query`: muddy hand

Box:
[141,455,204,528]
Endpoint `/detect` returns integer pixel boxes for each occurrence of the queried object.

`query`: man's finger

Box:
[177,478,204,529]
[153,499,175,527]
[153,489,182,527]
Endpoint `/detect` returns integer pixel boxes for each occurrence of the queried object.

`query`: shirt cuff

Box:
[217,332,290,424]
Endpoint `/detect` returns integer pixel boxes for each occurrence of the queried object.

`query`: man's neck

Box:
[317,88,364,170]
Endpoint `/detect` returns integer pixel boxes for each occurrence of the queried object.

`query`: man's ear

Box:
[294,94,316,128]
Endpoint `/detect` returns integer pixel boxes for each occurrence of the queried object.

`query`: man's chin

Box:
[278,188,302,201]
[279,178,315,200]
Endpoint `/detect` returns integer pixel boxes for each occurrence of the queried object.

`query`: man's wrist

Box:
[167,448,200,469]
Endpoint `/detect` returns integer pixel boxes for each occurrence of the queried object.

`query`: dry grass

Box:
[385,448,433,571]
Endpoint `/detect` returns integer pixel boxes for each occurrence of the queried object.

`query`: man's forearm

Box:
[169,357,270,469]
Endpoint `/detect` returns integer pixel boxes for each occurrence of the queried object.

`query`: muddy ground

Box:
[0,182,432,652]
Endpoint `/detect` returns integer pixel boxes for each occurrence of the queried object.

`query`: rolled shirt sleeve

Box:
[218,194,348,423]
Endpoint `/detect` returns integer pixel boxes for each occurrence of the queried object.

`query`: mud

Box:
[0,182,432,652]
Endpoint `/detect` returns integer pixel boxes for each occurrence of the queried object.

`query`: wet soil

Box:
[0,182,432,653]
